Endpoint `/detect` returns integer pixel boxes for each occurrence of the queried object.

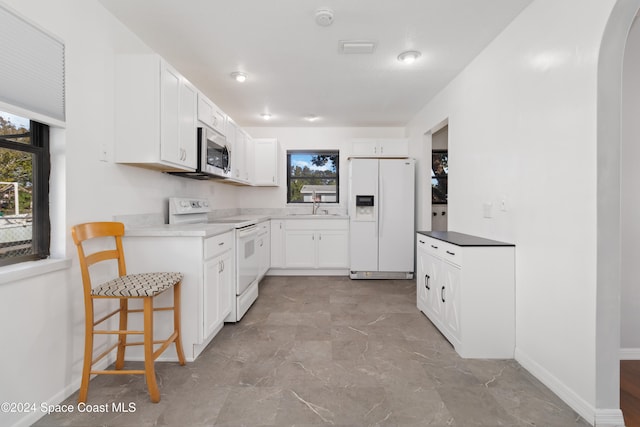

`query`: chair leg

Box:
[78,299,94,403]
[115,299,128,370]
[143,297,160,403]
[173,282,186,365]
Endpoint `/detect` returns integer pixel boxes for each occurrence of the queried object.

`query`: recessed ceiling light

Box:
[261,113,272,120]
[231,72,247,82]
[305,115,319,122]
[397,50,422,64]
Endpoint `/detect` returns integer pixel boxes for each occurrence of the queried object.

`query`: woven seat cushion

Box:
[91,272,183,297]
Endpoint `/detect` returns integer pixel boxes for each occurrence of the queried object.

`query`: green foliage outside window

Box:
[0,116,33,216]
[287,151,339,203]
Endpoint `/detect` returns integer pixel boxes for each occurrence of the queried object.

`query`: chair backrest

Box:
[71,222,127,295]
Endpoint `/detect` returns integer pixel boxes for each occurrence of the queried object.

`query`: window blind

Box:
[0,5,65,122]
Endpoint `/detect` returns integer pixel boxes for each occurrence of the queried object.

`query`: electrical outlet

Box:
[483,202,493,218]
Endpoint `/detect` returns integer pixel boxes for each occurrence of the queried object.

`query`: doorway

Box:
[431,125,448,231]
[620,9,640,427]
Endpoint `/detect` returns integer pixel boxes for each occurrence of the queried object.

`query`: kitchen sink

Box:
[286,213,345,218]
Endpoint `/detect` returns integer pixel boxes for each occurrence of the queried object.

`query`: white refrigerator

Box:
[349,158,415,279]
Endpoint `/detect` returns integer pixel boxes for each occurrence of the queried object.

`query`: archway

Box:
[596,0,640,424]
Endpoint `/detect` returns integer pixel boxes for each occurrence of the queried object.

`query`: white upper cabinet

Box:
[244,131,254,184]
[229,120,245,182]
[253,138,280,186]
[226,123,256,185]
[115,54,197,172]
[351,138,409,158]
[197,92,226,135]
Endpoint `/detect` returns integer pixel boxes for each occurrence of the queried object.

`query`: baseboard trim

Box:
[620,347,640,360]
[515,347,595,425]
[11,355,115,427]
[595,409,626,427]
[266,269,349,276]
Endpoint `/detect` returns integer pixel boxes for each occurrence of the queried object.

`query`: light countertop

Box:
[125,223,235,238]
[269,214,349,220]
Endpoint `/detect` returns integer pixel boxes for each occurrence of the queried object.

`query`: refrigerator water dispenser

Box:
[355,195,375,220]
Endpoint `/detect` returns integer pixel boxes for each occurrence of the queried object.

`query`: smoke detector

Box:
[315,8,334,27]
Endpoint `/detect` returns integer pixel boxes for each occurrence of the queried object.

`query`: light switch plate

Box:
[483,202,493,218]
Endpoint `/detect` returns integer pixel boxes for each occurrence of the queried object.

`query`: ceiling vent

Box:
[339,41,376,54]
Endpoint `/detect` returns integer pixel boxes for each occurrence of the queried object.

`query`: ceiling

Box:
[98,0,533,127]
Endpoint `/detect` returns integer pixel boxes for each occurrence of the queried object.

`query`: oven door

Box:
[199,127,231,178]
[236,225,259,295]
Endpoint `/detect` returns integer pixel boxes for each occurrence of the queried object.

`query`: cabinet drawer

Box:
[419,236,462,266]
[204,231,234,259]
[422,236,444,257]
[441,242,462,267]
[257,220,270,234]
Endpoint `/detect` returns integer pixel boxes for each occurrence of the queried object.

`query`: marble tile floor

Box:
[34,276,590,427]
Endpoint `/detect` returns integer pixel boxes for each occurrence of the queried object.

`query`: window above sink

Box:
[286,150,339,204]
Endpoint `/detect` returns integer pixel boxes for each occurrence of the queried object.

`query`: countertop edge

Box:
[417,230,515,247]
[270,215,349,220]
[125,223,236,238]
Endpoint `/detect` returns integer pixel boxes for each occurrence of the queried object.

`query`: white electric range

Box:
[169,198,269,322]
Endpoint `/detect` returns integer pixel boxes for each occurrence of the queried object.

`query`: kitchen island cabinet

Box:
[416,231,515,358]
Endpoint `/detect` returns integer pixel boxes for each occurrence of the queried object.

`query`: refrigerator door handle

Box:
[379,165,384,238]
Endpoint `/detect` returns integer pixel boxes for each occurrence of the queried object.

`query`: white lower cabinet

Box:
[122,230,234,362]
[270,218,349,271]
[284,219,349,269]
[203,232,234,339]
[416,232,515,359]
[257,220,271,279]
[284,230,316,267]
[316,230,349,268]
[270,220,285,268]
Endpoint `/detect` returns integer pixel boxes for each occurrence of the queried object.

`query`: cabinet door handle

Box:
[312,235,314,240]
[441,286,446,303]
[279,223,282,229]
[446,250,455,256]
[218,242,225,246]
[419,240,425,244]
[431,245,438,249]
[425,274,430,290]
[319,234,322,240]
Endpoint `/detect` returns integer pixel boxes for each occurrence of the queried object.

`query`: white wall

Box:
[240,127,405,209]
[406,0,618,423]
[0,1,238,426]
[621,16,640,355]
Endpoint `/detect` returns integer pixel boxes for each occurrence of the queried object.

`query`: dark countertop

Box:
[417,231,514,247]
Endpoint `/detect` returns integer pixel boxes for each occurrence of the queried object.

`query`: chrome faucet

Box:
[312,190,319,214]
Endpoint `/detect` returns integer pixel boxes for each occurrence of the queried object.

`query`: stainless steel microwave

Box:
[199,126,231,178]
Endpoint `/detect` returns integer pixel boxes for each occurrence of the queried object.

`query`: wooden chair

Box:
[71,221,186,403]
